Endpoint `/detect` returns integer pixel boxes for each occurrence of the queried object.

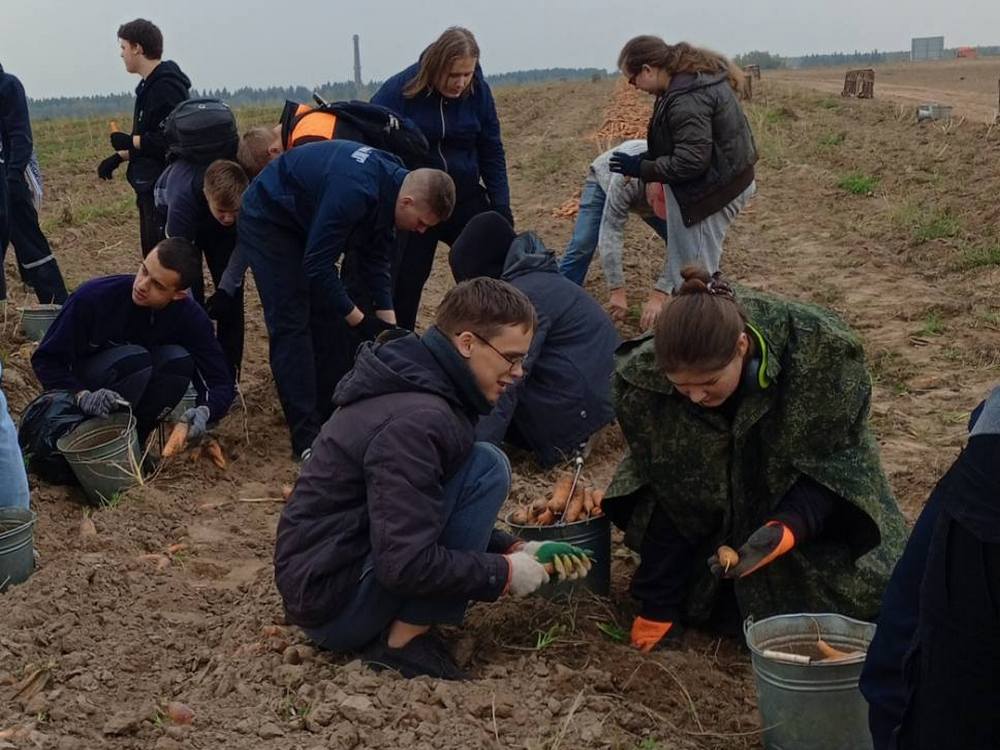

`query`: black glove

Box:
[205,289,234,321]
[608,150,645,178]
[110,131,133,152]
[97,154,123,180]
[76,389,126,418]
[356,314,396,342]
[493,204,515,229]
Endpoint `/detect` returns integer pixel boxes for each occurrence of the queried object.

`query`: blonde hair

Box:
[403,27,480,99]
[237,127,276,178]
[202,159,249,211]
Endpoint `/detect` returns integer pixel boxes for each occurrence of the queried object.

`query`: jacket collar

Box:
[422,326,493,416]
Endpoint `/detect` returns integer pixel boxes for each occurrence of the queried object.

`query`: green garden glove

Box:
[523,541,592,581]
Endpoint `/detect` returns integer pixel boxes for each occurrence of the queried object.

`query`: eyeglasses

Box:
[471,331,525,372]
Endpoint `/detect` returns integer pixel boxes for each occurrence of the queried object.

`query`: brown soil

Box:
[1,73,998,748]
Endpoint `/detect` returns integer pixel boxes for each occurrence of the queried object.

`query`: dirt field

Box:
[1,74,999,748]
[769,57,1000,122]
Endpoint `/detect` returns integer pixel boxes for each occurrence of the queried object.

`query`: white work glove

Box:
[504,551,550,597]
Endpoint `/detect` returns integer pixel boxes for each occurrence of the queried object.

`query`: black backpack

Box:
[311,95,431,169]
[163,98,239,164]
[18,390,88,485]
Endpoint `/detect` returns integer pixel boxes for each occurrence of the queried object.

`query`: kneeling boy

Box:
[32,238,235,444]
[275,279,557,679]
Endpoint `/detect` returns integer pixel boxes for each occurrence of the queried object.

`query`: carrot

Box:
[717,545,740,573]
[109,120,119,133]
[816,638,862,661]
[536,509,556,526]
[510,507,530,525]
[530,498,549,516]
[592,489,605,511]
[563,486,586,523]
[546,473,574,514]
[162,422,189,458]
[582,488,595,516]
[205,439,227,469]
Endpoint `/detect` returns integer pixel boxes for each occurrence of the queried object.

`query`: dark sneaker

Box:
[363,633,467,680]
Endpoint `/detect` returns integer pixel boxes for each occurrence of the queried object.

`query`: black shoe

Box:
[363,633,467,680]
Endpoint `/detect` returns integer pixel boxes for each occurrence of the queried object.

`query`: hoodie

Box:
[273,328,515,628]
[449,212,621,466]
[126,60,192,193]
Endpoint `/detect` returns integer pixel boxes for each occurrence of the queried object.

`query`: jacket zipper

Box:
[438,98,448,172]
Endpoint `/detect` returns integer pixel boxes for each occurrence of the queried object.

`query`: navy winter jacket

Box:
[125,60,191,193]
[0,64,32,173]
[31,275,235,422]
[274,328,516,627]
[371,62,510,209]
[476,233,621,466]
[242,140,407,316]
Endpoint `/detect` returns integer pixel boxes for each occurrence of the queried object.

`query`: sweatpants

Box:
[1,173,68,303]
[77,344,193,443]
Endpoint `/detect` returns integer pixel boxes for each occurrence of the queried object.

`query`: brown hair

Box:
[436,278,537,340]
[237,127,275,178]
[654,266,747,372]
[202,159,249,211]
[117,19,163,60]
[403,27,480,98]
[403,168,456,222]
[618,36,744,93]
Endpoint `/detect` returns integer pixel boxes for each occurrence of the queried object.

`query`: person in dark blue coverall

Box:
[371,26,511,330]
[0,62,68,304]
[860,388,1000,749]
[238,139,455,458]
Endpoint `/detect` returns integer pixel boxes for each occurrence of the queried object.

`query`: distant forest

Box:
[736,46,1000,70]
[27,67,609,121]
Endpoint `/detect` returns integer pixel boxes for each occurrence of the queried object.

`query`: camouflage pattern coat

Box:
[607,289,908,623]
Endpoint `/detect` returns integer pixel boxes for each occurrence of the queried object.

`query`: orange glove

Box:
[709,521,796,579]
[630,616,673,652]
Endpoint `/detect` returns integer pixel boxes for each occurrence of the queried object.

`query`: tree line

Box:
[735,46,1000,71]
[27,68,608,121]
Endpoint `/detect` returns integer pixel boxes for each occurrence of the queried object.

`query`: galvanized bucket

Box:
[167,383,197,422]
[506,512,611,597]
[19,304,61,341]
[744,612,875,750]
[56,413,142,505]
[0,508,37,591]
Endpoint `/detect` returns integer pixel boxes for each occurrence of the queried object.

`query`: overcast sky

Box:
[5,0,998,98]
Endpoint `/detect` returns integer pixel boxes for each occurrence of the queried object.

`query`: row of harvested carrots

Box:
[510,473,605,527]
[162,421,227,469]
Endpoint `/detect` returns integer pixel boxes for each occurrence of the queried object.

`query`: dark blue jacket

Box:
[275,328,515,627]
[476,233,621,466]
[242,140,406,316]
[0,64,32,173]
[31,275,235,421]
[371,62,510,209]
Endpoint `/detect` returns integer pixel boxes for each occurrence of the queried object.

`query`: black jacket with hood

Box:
[0,63,32,174]
[273,328,516,628]
[639,70,756,227]
[126,60,191,193]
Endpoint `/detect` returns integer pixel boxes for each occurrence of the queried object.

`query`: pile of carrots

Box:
[510,473,605,527]
[552,80,652,219]
[162,422,227,469]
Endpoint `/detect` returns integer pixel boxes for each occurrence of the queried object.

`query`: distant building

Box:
[911,36,945,61]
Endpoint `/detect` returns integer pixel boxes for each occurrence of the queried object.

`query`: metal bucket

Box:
[19,304,61,341]
[0,508,37,591]
[744,612,875,750]
[506,512,611,597]
[167,383,197,422]
[56,413,142,505]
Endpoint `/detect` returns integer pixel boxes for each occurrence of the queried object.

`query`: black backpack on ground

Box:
[18,390,88,485]
[311,95,430,169]
[163,98,239,164]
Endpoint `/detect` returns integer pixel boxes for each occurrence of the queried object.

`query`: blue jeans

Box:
[304,442,512,652]
[558,179,668,286]
[0,368,30,509]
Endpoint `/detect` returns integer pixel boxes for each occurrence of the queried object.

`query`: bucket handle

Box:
[743,615,755,640]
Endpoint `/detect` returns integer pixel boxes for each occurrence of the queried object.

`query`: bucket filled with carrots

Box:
[506,469,611,597]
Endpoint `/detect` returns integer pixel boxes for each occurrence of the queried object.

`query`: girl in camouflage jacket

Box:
[606,266,907,652]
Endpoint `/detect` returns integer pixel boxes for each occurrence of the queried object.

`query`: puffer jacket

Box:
[639,71,756,227]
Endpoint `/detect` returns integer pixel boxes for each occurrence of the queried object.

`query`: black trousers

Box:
[77,344,193,443]
[136,191,163,256]
[894,514,1000,749]
[392,187,492,330]
[1,173,68,303]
